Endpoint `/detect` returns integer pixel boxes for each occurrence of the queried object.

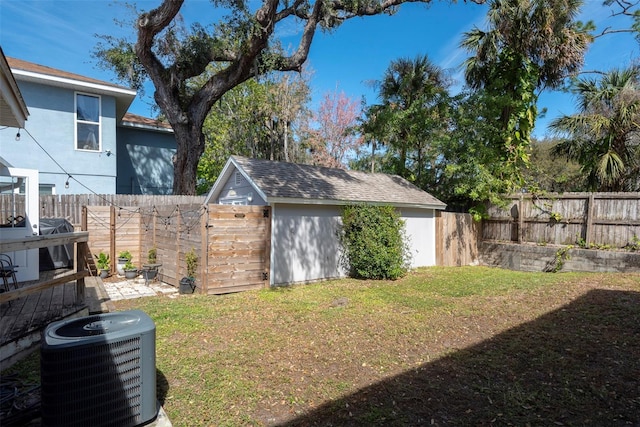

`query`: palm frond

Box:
[597,150,625,185]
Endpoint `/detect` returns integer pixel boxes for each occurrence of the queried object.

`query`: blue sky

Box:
[0,0,637,138]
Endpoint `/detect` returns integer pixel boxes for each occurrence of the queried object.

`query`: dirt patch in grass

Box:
[4,267,640,426]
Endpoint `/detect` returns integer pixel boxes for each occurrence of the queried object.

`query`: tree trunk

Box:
[172,123,205,195]
[284,121,289,162]
[371,140,376,173]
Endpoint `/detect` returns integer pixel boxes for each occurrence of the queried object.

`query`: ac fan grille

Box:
[41,337,148,427]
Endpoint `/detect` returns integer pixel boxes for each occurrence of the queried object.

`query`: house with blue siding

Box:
[0,57,175,195]
[117,113,175,195]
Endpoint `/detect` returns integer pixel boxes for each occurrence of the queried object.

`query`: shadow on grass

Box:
[280,289,640,426]
[157,368,169,405]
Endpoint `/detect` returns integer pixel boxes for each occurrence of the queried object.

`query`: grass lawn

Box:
[5,266,640,426]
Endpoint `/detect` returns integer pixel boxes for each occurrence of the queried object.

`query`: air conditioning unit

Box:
[40,310,157,427]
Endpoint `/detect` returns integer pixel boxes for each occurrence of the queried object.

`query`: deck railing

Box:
[0,232,90,304]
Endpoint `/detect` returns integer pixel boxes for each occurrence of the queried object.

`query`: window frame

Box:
[219,196,248,206]
[39,184,56,195]
[74,92,101,152]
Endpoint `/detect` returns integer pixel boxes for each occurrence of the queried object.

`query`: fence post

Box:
[110,205,116,274]
[136,207,142,268]
[435,210,443,266]
[152,206,157,249]
[81,205,87,231]
[518,195,524,244]
[176,205,182,280]
[264,206,272,288]
[585,193,595,245]
[200,205,208,294]
[76,242,87,304]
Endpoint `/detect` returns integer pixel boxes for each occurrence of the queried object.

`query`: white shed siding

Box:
[271,204,345,285]
[400,208,437,268]
[271,204,438,285]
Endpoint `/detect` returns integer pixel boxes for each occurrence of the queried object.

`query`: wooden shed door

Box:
[205,205,271,294]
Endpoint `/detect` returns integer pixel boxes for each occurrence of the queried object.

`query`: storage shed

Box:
[204,156,446,285]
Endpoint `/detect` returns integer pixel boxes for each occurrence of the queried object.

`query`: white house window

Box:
[39,184,56,195]
[75,93,100,151]
[0,176,26,227]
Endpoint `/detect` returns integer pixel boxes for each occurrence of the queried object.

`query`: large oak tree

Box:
[96,0,472,194]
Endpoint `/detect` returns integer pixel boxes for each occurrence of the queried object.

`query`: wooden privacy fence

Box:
[83,204,271,294]
[483,192,640,248]
[435,211,479,266]
[0,194,205,228]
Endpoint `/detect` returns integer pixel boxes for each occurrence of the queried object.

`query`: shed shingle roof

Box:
[231,156,446,209]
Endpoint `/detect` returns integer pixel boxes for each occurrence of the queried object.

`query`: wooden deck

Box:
[0,269,112,369]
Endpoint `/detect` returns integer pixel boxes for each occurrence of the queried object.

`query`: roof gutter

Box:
[0,49,29,128]
[11,69,136,121]
[266,197,446,210]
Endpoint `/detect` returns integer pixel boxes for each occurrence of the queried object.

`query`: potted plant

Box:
[123,259,138,279]
[116,250,132,276]
[94,252,110,278]
[142,247,161,282]
[147,247,157,264]
[179,248,198,294]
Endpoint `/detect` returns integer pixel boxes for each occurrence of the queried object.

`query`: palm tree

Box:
[550,67,640,191]
[367,55,450,181]
[454,0,591,204]
[461,0,590,91]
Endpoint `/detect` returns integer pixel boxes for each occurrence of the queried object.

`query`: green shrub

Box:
[185,248,198,279]
[339,204,410,280]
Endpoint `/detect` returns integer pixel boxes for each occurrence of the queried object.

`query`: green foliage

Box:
[95,0,410,194]
[196,70,311,194]
[550,245,573,273]
[118,250,132,261]
[94,252,110,270]
[549,211,562,223]
[123,260,137,271]
[449,50,539,208]
[185,248,198,279]
[339,205,410,280]
[575,235,613,251]
[524,138,585,192]
[625,235,640,252]
[358,55,452,188]
[147,247,157,264]
[358,48,545,212]
[462,0,590,91]
[440,0,590,210]
[550,66,640,191]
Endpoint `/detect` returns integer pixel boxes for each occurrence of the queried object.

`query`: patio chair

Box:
[0,254,19,292]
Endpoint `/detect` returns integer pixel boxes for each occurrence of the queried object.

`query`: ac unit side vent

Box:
[41,310,157,427]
